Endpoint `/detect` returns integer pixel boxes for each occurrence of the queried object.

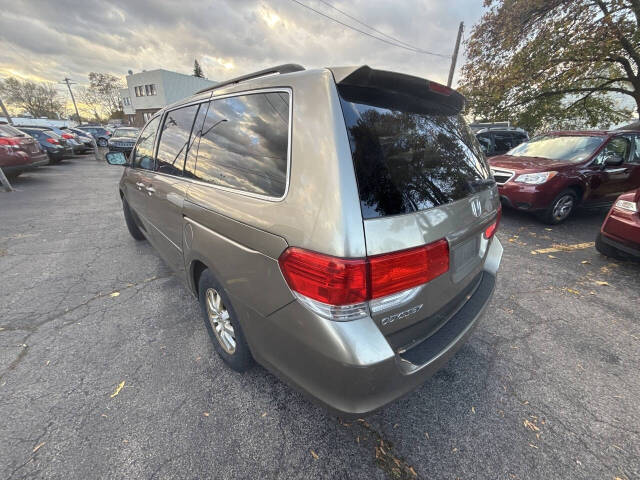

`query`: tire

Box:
[540,190,577,224]
[97,138,108,147]
[122,198,146,241]
[198,269,254,372]
[595,233,625,260]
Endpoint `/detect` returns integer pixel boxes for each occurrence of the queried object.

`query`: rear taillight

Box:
[428,81,453,96]
[62,133,73,139]
[484,204,502,239]
[278,239,450,320]
[369,241,449,299]
[0,137,20,146]
[46,138,59,144]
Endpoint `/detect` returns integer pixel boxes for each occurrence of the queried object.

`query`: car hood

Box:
[489,155,574,173]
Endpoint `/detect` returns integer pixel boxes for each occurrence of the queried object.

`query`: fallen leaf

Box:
[101,414,108,418]
[565,288,580,295]
[548,255,556,258]
[203,412,210,417]
[32,442,45,453]
[424,432,429,439]
[261,412,267,417]
[589,291,596,295]
[471,406,476,414]
[408,466,417,477]
[393,423,399,428]
[310,450,319,460]
[595,281,609,286]
[530,251,538,255]
[545,228,552,231]
[110,381,125,398]
[529,443,538,449]
[109,292,120,297]
[523,419,540,432]
[581,260,591,264]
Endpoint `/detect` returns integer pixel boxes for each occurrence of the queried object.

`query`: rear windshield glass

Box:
[339,91,490,219]
[507,135,605,163]
[0,125,25,137]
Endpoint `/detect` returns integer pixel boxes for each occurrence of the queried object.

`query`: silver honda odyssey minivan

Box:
[106,64,503,415]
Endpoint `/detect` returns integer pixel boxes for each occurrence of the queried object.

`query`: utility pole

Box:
[0,95,14,191]
[447,22,464,88]
[61,77,82,125]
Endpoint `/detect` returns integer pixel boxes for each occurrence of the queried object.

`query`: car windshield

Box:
[507,135,605,163]
[113,129,138,138]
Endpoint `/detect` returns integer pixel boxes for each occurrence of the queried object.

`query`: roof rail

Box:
[196,64,305,94]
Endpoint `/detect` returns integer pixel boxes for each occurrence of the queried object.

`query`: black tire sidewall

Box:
[197,269,254,372]
[543,190,577,224]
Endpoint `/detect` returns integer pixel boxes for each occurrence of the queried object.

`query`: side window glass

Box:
[628,135,640,164]
[476,133,492,153]
[132,116,160,171]
[156,103,201,176]
[188,92,290,197]
[595,137,630,166]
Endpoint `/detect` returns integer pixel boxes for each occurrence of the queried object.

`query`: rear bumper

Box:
[601,212,640,257]
[242,238,503,416]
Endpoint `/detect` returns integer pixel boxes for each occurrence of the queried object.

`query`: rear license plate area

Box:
[451,235,481,282]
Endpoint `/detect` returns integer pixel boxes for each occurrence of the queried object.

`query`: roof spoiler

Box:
[330,65,466,114]
[196,64,305,94]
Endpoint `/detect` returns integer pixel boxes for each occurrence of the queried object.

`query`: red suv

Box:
[489,130,640,223]
[0,124,49,178]
[596,188,640,260]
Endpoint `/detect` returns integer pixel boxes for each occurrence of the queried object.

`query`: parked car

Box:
[76,125,111,147]
[476,127,529,157]
[18,127,73,162]
[596,188,640,260]
[61,127,95,152]
[490,130,640,223]
[0,124,49,177]
[107,127,139,155]
[19,125,85,155]
[105,64,503,415]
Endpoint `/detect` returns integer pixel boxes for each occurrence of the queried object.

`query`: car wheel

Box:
[541,190,577,224]
[595,233,625,260]
[97,138,108,147]
[122,198,146,241]
[198,269,254,372]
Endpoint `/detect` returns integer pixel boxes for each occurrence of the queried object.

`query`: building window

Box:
[134,86,144,97]
[123,97,131,106]
[143,84,157,96]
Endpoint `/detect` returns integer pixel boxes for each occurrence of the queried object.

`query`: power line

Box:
[315,0,430,53]
[288,0,451,58]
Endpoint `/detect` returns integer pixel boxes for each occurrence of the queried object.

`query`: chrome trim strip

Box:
[490,167,515,185]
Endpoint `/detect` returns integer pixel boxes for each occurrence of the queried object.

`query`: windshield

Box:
[113,129,138,138]
[339,90,490,219]
[508,135,605,163]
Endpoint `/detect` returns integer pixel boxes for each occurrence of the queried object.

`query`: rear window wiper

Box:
[467,178,496,192]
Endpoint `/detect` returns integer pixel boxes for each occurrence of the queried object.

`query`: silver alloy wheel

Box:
[205,288,236,354]
[552,194,574,221]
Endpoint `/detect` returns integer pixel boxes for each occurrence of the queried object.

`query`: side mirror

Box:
[105,151,128,166]
[604,153,624,167]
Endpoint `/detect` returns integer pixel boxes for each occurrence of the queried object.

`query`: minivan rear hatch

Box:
[333,66,499,350]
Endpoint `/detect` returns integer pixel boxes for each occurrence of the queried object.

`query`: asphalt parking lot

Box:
[1,155,639,480]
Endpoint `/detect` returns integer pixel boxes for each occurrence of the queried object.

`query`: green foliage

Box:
[0,77,64,118]
[460,0,639,133]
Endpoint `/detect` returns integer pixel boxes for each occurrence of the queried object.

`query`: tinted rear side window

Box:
[339,90,490,219]
[187,92,290,198]
[156,103,201,176]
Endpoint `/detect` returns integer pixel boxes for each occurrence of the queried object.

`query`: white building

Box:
[119,69,216,126]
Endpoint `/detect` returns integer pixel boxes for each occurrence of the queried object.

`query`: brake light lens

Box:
[278,248,368,305]
[46,137,59,144]
[484,204,502,239]
[62,133,74,139]
[369,241,449,299]
[278,239,450,320]
[428,81,453,96]
[0,137,20,146]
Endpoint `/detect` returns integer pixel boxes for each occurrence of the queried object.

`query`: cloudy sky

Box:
[0,0,485,99]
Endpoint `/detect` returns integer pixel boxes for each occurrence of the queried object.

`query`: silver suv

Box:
[106,64,503,415]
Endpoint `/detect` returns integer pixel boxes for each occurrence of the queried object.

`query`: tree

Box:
[193,59,204,78]
[87,72,124,118]
[460,0,639,132]
[77,86,104,123]
[0,77,64,118]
